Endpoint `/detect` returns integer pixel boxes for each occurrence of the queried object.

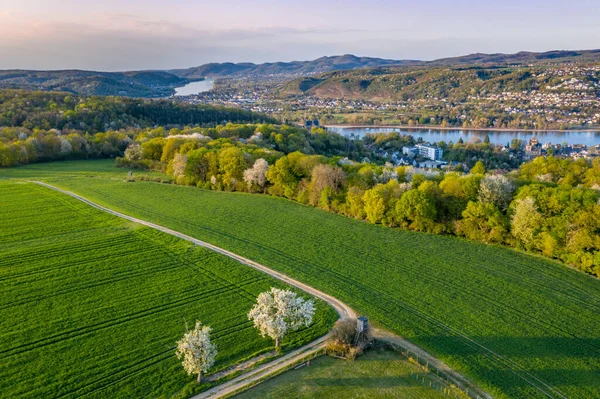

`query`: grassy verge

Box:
[232,348,456,399]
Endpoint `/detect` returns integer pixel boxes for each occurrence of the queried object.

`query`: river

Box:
[326,126,600,146]
[174,79,214,96]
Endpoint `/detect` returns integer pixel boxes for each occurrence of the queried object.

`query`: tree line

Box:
[0,90,276,133]
[121,132,600,278]
[0,123,371,168]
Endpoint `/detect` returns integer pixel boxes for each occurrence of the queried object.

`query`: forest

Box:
[0,90,275,132]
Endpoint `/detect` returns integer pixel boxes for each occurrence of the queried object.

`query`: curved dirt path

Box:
[34,181,492,399]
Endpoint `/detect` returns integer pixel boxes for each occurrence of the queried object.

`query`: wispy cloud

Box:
[1,4,599,71]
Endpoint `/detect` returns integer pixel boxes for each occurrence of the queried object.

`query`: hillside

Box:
[278,64,600,101]
[2,49,600,98]
[0,70,188,97]
[0,90,276,132]
[0,180,336,398]
[12,160,600,399]
[430,49,600,66]
[169,55,415,79]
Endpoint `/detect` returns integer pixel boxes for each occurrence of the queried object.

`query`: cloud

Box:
[0,10,598,71]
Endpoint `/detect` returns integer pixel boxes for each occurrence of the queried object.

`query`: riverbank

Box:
[323,124,600,133]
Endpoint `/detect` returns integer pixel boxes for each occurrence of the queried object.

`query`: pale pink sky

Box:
[1,0,599,70]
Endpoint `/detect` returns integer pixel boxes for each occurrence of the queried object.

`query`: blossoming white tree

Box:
[243,158,269,191]
[248,287,315,350]
[175,321,217,383]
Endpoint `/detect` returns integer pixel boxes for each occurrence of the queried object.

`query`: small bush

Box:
[325,318,372,359]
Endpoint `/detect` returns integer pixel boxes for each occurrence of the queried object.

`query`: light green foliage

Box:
[395,189,437,231]
[266,156,299,198]
[142,137,166,161]
[218,147,247,190]
[458,201,508,244]
[0,181,335,398]
[362,188,386,224]
[470,160,486,175]
[511,197,542,249]
[346,186,365,219]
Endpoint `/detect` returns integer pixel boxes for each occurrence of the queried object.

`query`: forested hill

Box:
[429,49,600,66]
[279,63,600,101]
[3,49,600,98]
[0,90,276,132]
[170,50,600,79]
[168,55,415,79]
[0,70,189,98]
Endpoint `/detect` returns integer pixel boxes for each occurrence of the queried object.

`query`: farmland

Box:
[0,181,335,398]
[8,160,600,399]
[234,348,453,399]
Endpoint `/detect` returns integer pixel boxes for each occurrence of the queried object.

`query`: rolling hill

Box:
[429,49,600,66]
[2,49,600,97]
[8,160,600,399]
[277,61,600,101]
[0,69,189,97]
[168,55,417,79]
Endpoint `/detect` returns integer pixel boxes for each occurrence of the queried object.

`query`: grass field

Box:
[0,181,336,399]
[233,348,453,399]
[4,160,600,398]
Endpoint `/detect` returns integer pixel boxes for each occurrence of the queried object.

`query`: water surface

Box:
[326,126,600,146]
[174,79,214,96]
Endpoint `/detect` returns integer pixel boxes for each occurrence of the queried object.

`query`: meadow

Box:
[233,348,453,399]
[4,161,600,398]
[0,181,336,398]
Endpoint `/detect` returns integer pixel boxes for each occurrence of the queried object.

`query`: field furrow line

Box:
[33,181,495,399]
[1,285,235,359]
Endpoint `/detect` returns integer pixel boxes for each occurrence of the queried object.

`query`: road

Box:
[34,181,492,399]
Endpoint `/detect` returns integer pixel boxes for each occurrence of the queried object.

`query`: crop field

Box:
[234,348,452,399]
[4,161,600,398]
[0,181,335,399]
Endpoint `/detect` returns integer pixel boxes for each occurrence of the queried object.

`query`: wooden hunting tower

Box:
[356,316,368,333]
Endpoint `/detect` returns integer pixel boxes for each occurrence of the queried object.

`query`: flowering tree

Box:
[478,174,515,211]
[243,158,269,191]
[124,143,143,161]
[248,288,315,350]
[172,153,188,179]
[176,321,217,383]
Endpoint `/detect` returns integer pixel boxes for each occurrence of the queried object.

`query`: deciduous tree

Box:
[248,288,315,350]
[243,158,269,192]
[176,321,217,383]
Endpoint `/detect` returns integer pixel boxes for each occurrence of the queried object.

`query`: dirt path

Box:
[34,181,492,399]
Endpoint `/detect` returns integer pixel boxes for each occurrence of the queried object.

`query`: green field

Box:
[4,160,600,398]
[0,181,335,398]
[233,348,453,399]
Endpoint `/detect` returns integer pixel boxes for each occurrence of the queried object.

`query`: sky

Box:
[0,0,599,71]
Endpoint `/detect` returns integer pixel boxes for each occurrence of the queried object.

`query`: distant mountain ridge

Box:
[171,50,600,79]
[428,49,600,66]
[1,49,600,97]
[169,54,417,79]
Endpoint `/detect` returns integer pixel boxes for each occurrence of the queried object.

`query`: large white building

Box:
[415,144,443,161]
